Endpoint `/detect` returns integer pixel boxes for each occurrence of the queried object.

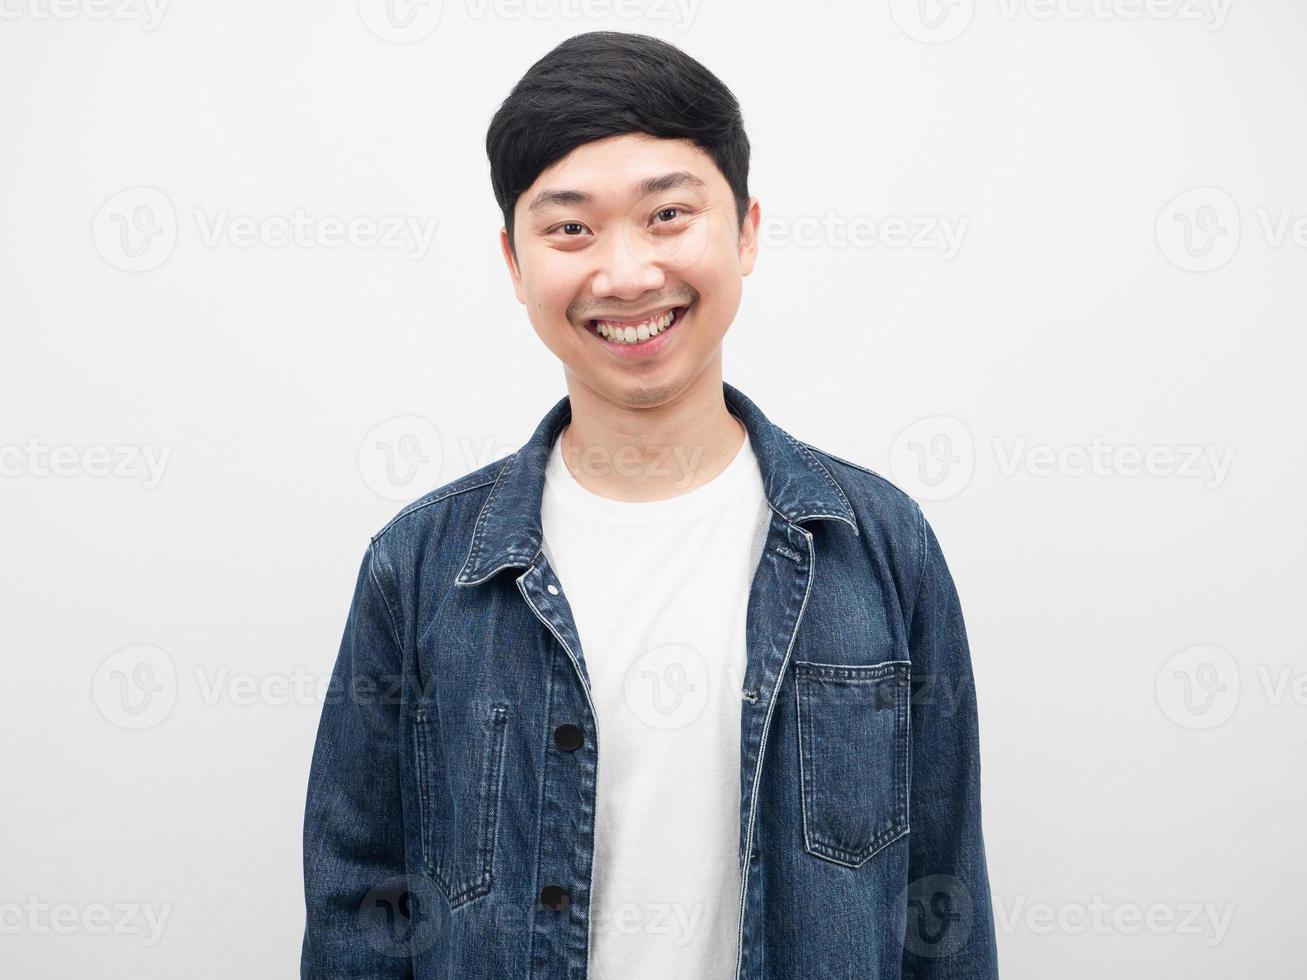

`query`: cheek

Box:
[674,216,746,284]
[521,262,579,320]
[688,241,743,300]
[651,220,714,274]
[691,250,744,334]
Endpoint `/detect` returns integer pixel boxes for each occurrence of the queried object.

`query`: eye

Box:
[653,207,688,225]
[548,221,589,237]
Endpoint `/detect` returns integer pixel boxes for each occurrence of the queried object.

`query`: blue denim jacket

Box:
[301,381,999,979]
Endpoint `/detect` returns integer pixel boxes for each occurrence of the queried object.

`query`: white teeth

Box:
[595,308,679,344]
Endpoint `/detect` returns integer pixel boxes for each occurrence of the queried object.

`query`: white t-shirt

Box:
[539,423,771,980]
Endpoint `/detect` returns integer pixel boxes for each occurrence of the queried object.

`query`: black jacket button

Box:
[540,884,570,910]
[553,723,583,751]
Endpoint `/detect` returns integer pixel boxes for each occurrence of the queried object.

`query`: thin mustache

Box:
[579,299,695,320]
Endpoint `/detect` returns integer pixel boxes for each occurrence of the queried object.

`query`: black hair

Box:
[485,30,751,259]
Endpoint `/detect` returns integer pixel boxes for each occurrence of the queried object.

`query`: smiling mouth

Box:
[585,304,691,345]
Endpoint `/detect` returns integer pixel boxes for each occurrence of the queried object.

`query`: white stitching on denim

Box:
[907,502,929,628]
[412,703,508,910]
[375,468,506,543]
[793,660,912,867]
[800,440,918,508]
[780,429,858,528]
[476,706,509,887]
[734,523,815,980]
[515,559,601,966]
[366,542,404,652]
[455,452,519,584]
[413,709,433,873]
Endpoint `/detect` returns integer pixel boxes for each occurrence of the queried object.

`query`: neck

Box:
[556,366,745,503]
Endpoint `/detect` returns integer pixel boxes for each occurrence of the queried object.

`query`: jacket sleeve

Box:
[901,509,1000,979]
[301,539,415,979]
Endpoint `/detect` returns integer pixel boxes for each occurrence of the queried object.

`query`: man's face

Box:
[501,132,760,409]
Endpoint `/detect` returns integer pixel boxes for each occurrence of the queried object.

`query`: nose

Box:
[588,226,667,301]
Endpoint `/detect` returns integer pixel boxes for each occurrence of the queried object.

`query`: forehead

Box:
[517,133,725,216]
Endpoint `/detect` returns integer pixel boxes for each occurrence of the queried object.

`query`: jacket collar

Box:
[455,381,858,586]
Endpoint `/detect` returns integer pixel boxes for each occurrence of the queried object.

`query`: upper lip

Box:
[587,303,687,324]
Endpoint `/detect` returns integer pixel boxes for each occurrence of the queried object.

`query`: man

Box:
[301,30,998,980]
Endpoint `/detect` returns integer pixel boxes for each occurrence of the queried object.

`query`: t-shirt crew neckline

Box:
[544,421,758,526]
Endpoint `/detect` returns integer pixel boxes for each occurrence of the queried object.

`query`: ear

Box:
[499,226,526,304]
[737,197,762,277]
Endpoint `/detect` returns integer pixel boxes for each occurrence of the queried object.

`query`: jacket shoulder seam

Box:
[908,500,929,627]
[370,465,508,543]
[798,442,919,507]
[365,539,404,651]
[779,431,858,518]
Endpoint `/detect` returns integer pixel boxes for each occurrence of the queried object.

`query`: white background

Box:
[2,1,1304,977]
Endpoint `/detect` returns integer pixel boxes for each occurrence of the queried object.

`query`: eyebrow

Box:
[524,170,707,214]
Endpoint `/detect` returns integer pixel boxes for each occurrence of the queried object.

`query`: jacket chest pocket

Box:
[793,659,910,868]
[412,703,508,909]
